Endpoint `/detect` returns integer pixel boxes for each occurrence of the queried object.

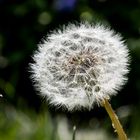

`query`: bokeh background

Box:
[0,0,140,140]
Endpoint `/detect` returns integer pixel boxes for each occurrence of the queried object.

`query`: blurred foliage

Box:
[0,0,140,139]
[0,103,54,140]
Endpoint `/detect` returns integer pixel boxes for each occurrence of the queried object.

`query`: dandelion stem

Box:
[102,99,128,140]
[72,125,76,140]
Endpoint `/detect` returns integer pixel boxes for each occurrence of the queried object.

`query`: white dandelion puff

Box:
[30,22,129,111]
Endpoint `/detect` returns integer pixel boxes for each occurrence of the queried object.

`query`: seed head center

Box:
[69,56,83,65]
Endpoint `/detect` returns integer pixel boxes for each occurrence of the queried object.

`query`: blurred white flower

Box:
[30,22,129,111]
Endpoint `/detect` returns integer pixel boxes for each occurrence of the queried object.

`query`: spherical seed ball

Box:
[30,22,129,111]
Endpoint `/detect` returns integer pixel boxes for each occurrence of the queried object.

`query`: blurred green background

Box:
[0,0,140,140]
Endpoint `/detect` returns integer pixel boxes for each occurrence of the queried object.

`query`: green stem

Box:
[72,125,76,140]
[102,99,128,140]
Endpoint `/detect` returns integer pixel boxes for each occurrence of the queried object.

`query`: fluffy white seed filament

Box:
[30,22,129,111]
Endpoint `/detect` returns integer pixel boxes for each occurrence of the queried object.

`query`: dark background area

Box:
[0,0,140,140]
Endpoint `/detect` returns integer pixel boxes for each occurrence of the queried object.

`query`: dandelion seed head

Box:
[30,22,130,111]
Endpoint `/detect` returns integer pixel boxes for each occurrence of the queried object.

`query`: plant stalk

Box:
[102,99,128,140]
[72,125,76,140]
